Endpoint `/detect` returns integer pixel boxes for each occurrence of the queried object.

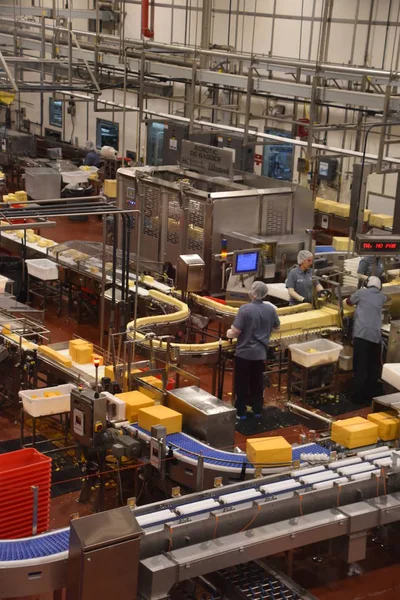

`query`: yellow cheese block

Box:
[104,364,141,381]
[368,412,400,441]
[74,343,94,364]
[363,209,371,223]
[279,308,339,334]
[331,416,367,436]
[246,436,292,465]
[15,231,24,239]
[138,376,163,399]
[315,198,336,213]
[331,417,378,449]
[115,391,155,422]
[138,405,182,434]
[104,179,117,198]
[332,237,354,252]
[369,213,393,229]
[15,190,27,202]
[332,204,350,218]
[69,339,90,362]
[26,235,39,243]
[2,323,11,334]
[38,345,73,367]
[37,238,54,248]
[44,391,61,398]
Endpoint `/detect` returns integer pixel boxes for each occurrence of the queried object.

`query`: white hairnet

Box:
[250,281,268,300]
[297,250,313,265]
[85,141,95,151]
[366,276,382,290]
[101,145,118,159]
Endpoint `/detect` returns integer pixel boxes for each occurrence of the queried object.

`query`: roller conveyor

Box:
[0,528,69,566]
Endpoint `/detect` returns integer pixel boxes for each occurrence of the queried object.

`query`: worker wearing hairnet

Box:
[357,255,385,282]
[227,281,280,421]
[285,250,323,305]
[346,276,389,405]
[83,141,100,168]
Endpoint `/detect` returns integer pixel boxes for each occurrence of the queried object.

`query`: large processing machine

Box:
[116,166,313,294]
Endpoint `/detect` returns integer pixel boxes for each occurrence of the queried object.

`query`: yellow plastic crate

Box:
[138,405,182,434]
[246,436,292,465]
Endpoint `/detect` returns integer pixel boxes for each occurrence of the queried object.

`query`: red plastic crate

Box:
[0,449,52,539]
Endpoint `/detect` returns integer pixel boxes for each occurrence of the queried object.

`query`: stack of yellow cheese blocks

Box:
[246,436,292,465]
[331,416,378,449]
[315,198,370,222]
[14,190,28,203]
[367,412,400,441]
[138,405,182,434]
[115,391,155,422]
[38,345,72,367]
[277,307,338,335]
[332,237,354,252]
[69,339,94,364]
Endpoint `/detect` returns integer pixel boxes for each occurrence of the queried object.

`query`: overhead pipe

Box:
[142,0,154,38]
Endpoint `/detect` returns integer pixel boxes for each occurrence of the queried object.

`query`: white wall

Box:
[7,0,400,201]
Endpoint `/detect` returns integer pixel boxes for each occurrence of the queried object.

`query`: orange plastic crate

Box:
[0,449,51,539]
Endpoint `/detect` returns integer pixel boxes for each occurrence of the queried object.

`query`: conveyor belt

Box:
[0,449,395,566]
[0,528,69,566]
[129,424,330,472]
[315,245,335,253]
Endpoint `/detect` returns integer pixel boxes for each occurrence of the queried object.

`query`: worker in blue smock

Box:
[83,141,100,168]
[346,276,389,405]
[227,281,280,421]
[357,256,385,283]
[286,250,323,305]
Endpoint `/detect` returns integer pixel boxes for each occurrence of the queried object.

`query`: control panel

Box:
[71,387,107,447]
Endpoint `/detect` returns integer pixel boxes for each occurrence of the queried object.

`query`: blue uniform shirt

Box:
[357,256,384,279]
[84,151,100,168]
[349,287,387,344]
[232,300,280,360]
[286,266,315,304]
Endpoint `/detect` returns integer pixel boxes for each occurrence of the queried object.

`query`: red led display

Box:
[361,241,400,252]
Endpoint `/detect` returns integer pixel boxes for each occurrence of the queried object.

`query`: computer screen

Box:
[49,99,63,128]
[96,119,119,150]
[234,251,259,275]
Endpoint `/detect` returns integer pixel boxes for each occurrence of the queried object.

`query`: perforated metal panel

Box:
[263,195,290,234]
[188,198,205,255]
[142,184,160,239]
[167,193,181,246]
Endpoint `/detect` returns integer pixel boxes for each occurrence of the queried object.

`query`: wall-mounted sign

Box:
[181,140,233,178]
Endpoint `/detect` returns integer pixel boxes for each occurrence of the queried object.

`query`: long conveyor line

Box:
[0,447,394,566]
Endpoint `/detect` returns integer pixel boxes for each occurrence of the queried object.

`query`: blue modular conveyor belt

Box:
[0,446,388,565]
[315,246,336,253]
[0,528,69,565]
[129,425,330,472]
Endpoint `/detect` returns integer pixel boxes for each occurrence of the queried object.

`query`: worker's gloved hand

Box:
[317,289,331,302]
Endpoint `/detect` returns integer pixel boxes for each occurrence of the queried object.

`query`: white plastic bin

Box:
[25,258,59,281]
[289,338,343,368]
[19,383,76,417]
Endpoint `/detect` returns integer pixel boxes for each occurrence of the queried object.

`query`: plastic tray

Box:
[19,383,76,417]
[289,338,343,368]
[25,258,59,281]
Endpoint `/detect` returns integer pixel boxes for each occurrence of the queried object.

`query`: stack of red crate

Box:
[0,448,52,539]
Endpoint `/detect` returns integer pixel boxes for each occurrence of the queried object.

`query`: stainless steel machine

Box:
[117,166,313,293]
[165,386,236,449]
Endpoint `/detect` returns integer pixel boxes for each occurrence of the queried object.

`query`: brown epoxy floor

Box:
[2,218,397,599]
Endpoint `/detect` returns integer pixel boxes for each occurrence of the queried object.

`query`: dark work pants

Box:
[234,356,264,417]
[353,337,382,405]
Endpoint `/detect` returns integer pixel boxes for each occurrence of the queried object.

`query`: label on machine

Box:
[181,140,234,178]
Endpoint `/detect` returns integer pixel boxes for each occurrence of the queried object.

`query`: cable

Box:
[212,514,219,539]
[240,504,260,532]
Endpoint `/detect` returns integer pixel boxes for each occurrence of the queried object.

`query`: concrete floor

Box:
[2,216,400,599]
